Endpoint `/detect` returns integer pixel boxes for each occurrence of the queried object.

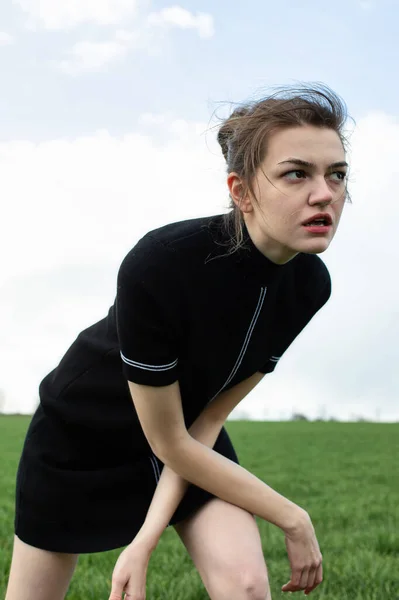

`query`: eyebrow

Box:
[277,158,349,169]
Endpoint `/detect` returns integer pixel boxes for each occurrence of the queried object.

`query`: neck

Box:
[243,215,298,265]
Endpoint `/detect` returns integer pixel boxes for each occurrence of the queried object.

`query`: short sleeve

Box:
[116,235,182,386]
[258,261,332,375]
[258,357,281,375]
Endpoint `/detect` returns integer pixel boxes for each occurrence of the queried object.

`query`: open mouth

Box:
[302,214,333,228]
[303,217,331,227]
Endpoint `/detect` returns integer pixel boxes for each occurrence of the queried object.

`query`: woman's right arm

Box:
[128,379,305,532]
[127,378,323,596]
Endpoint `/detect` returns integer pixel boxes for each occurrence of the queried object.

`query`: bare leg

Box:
[174,498,271,600]
[5,535,79,600]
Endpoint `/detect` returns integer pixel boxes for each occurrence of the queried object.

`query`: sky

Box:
[1,0,398,421]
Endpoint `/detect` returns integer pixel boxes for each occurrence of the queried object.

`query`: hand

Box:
[281,512,323,595]
[109,536,155,600]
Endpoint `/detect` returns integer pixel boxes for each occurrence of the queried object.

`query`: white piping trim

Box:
[152,454,161,480]
[121,351,178,372]
[149,455,159,484]
[208,287,267,404]
[149,454,162,486]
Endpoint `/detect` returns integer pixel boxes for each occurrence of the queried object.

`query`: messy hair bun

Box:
[217,107,250,162]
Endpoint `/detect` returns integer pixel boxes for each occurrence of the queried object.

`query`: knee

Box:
[210,565,270,600]
[238,568,270,600]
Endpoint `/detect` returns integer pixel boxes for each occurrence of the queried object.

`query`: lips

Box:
[302,213,333,226]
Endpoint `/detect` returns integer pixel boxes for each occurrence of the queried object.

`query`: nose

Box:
[308,176,334,206]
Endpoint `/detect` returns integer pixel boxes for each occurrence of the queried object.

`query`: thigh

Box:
[5,535,79,600]
[174,498,271,600]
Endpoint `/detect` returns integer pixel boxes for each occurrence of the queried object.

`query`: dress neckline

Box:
[206,213,296,284]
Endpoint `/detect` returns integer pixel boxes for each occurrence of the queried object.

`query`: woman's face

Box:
[228,125,348,264]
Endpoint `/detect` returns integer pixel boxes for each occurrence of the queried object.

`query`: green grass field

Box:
[1,416,398,599]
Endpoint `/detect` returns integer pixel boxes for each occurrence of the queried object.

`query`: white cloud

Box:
[147,5,215,39]
[0,119,218,285]
[55,27,161,74]
[57,38,131,74]
[1,111,398,422]
[12,0,140,30]
[0,32,15,45]
[13,1,215,73]
[0,118,224,414]
[54,6,215,75]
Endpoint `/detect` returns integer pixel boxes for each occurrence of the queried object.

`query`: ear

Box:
[227,172,254,214]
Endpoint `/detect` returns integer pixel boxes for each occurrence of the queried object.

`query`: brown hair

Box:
[216,82,352,255]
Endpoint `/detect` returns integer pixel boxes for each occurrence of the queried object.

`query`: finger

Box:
[305,563,323,595]
[299,568,309,590]
[109,580,124,600]
[303,567,317,594]
[281,568,303,592]
[281,580,295,592]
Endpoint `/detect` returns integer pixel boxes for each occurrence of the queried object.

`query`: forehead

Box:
[265,125,345,164]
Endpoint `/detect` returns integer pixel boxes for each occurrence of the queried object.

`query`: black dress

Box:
[15,213,331,553]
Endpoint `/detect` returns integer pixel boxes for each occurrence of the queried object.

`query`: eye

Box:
[283,170,307,180]
[282,170,348,182]
[330,171,347,182]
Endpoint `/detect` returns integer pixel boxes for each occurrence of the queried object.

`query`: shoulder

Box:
[119,214,217,279]
[294,253,330,287]
[292,253,331,311]
[119,233,173,276]
[117,235,178,305]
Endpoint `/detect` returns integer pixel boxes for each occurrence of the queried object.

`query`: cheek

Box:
[334,201,346,222]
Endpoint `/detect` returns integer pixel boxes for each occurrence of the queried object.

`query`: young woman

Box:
[6,83,351,600]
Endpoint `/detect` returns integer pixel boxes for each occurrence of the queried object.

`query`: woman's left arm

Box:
[137,371,265,545]
[108,371,265,600]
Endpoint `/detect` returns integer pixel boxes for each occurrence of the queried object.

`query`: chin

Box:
[299,239,331,255]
